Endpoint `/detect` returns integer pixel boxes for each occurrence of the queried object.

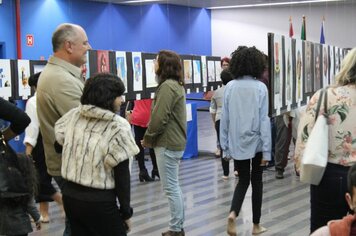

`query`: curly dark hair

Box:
[28,72,41,88]
[156,50,184,86]
[229,46,265,79]
[81,73,125,112]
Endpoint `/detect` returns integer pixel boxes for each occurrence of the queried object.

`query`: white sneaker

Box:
[222,175,228,180]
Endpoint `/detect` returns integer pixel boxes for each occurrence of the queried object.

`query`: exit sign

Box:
[26,34,34,47]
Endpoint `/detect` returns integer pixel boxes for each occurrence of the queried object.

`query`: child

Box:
[55,73,139,235]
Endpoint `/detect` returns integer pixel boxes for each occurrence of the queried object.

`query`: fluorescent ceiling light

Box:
[207,0,343,9]
[120,0,162,3]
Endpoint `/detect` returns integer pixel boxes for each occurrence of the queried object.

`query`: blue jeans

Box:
[154,147,184,232]
[53,176,71,236]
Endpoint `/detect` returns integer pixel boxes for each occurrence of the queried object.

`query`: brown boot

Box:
[161,229,185,236]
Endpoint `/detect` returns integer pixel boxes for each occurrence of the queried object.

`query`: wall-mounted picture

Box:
[304,41,313,93]
[214,61,222,82]
[193,60,202,84]
[273,34,283,109]
[132,52,143,91]
[145,59,157,88]
[83,51,90,80]
[207,60,215,82]
[0,59,12,99]
[314,43,322,91]
[116,51,127,89]
[322,45,329,87]
[284,38,293,105]
[17,60,31,99]
[295,39,303,103]
[183,60,192,84]
[97,50,110,73]
[201,56,208,87]
[335,47,340,75]
[329,46,335,85]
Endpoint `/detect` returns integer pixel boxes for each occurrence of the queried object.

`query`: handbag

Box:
[300,88,329,185]
[0,132,30,198]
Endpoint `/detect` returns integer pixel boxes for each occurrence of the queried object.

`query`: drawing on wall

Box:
[214,61,222,82]
[17,60,31,99]
[132,52,143,91]
[284,38,293,105]
[116,51,127,89]
[0,59,12,99]
[314,44,322,90]
[207,61,215,82]
[304,41,313,93]
[273,34,283,109]
[335,47,340,75]
[322,45,329,87]
[329,46,335,85]
[183,60,192,84]
[201,56,208,87]
[193,60,202,84]
[145,59,157,88]
[97,50,110,73]
[295,39,303,103]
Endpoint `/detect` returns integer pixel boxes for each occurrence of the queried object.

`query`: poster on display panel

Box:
[272,34,284,114]
[313,43,322,91]
[201,56,208,89]
[142,53,157,99]
[303,41,314,102]
[192,56,202,92]
[329,46,335,85]
[132,52,143,92]
[284,37,294,110]
[322,45,329,87]
[0,59,13,100]
[295,39,304,106]
[115,51,128,91]
[17,60,31,100]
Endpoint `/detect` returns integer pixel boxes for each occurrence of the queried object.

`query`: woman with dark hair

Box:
[295,47,356,234]
[24,72,64,223]
[55,73,139,236]
[220,46,271,235]
[142,50,187,236]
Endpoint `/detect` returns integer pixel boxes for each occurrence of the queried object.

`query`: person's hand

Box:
[124,219,132,233]
[125,111,132,124]
[260,159,269,166]
[35,221,41,230]
[141,140,146,148]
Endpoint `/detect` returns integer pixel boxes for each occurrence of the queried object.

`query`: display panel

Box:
[0,59,13,100]
[17,60,31,99]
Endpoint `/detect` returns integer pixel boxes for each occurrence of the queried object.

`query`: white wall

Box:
[211,3,356,57]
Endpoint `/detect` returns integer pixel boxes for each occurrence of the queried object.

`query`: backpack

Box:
[0,133,30,198]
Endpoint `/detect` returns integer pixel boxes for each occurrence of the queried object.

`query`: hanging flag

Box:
[301,15,306,40]
[320,16,325,44]
[289,16,294,38]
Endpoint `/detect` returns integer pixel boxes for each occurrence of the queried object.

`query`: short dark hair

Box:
[81,73,125,112]
[220,69,233,85]
[156,50,184,86]
[220,57,230,67]
[230,46,265,79]
[28,72,41,88]
[348,164,356,196]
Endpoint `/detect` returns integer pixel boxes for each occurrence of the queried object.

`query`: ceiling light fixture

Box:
[120,0,162,4]
[207,0,343,10]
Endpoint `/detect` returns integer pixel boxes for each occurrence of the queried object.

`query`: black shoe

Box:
[275,170,284,179]
[152,169,160,180]
[139,170,154,182]
[162,229,185,236]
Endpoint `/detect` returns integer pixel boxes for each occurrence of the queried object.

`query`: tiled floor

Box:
[30,111,310,236]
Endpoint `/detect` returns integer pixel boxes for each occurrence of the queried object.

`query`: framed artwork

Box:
[17,60,31,99]
[313,43,322,91]
[132,52,143,92]
[335,47,340,75]
[304,41,313,94]
[144,59,157,88]
[201,56,208,88]
[97,50,110,73]
[115,51,128,90]
[284,37,293,107]
[192,57,202,92]
[183,59,192,85]
[329,46,335,85]
[0,59,13,100]
[214,61,222,82]
[207,60,215,82]
[295,39,304,105]
[82,51,90,80]
[322,45,329,87]
[273,34,283,110]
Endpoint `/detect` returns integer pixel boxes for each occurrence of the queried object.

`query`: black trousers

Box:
[133,125,157,172]
[230,153,263,224]
[63,195,127,236]
[274,115,292,172]
[215,120,238,176]
[310,163,350,234]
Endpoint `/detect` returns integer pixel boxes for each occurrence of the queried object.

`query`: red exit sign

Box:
[26,34,34,47]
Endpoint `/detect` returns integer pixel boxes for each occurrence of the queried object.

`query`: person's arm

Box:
[113,159,133,220]
[23,98,39,156]
[259,86,271,161]
[27,197,42,230]
[0,98,31,140]
[143,83,177,147]
[219,86,230,158]
[210,95,217,124]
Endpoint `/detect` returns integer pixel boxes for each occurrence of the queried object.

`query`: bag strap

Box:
[314,89,325,122]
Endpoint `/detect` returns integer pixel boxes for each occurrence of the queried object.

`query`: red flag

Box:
[289,16,294,38]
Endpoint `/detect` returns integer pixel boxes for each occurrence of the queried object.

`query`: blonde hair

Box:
[336,48,356,86]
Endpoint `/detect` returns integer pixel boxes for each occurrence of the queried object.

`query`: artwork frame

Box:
[181,55,193,93]
[303,41,314,102]
[313,43,322,91]
[192,56,202,92]
[141,52,157,99]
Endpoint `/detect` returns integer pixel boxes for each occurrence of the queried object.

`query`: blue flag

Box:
[320,19,325,44]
